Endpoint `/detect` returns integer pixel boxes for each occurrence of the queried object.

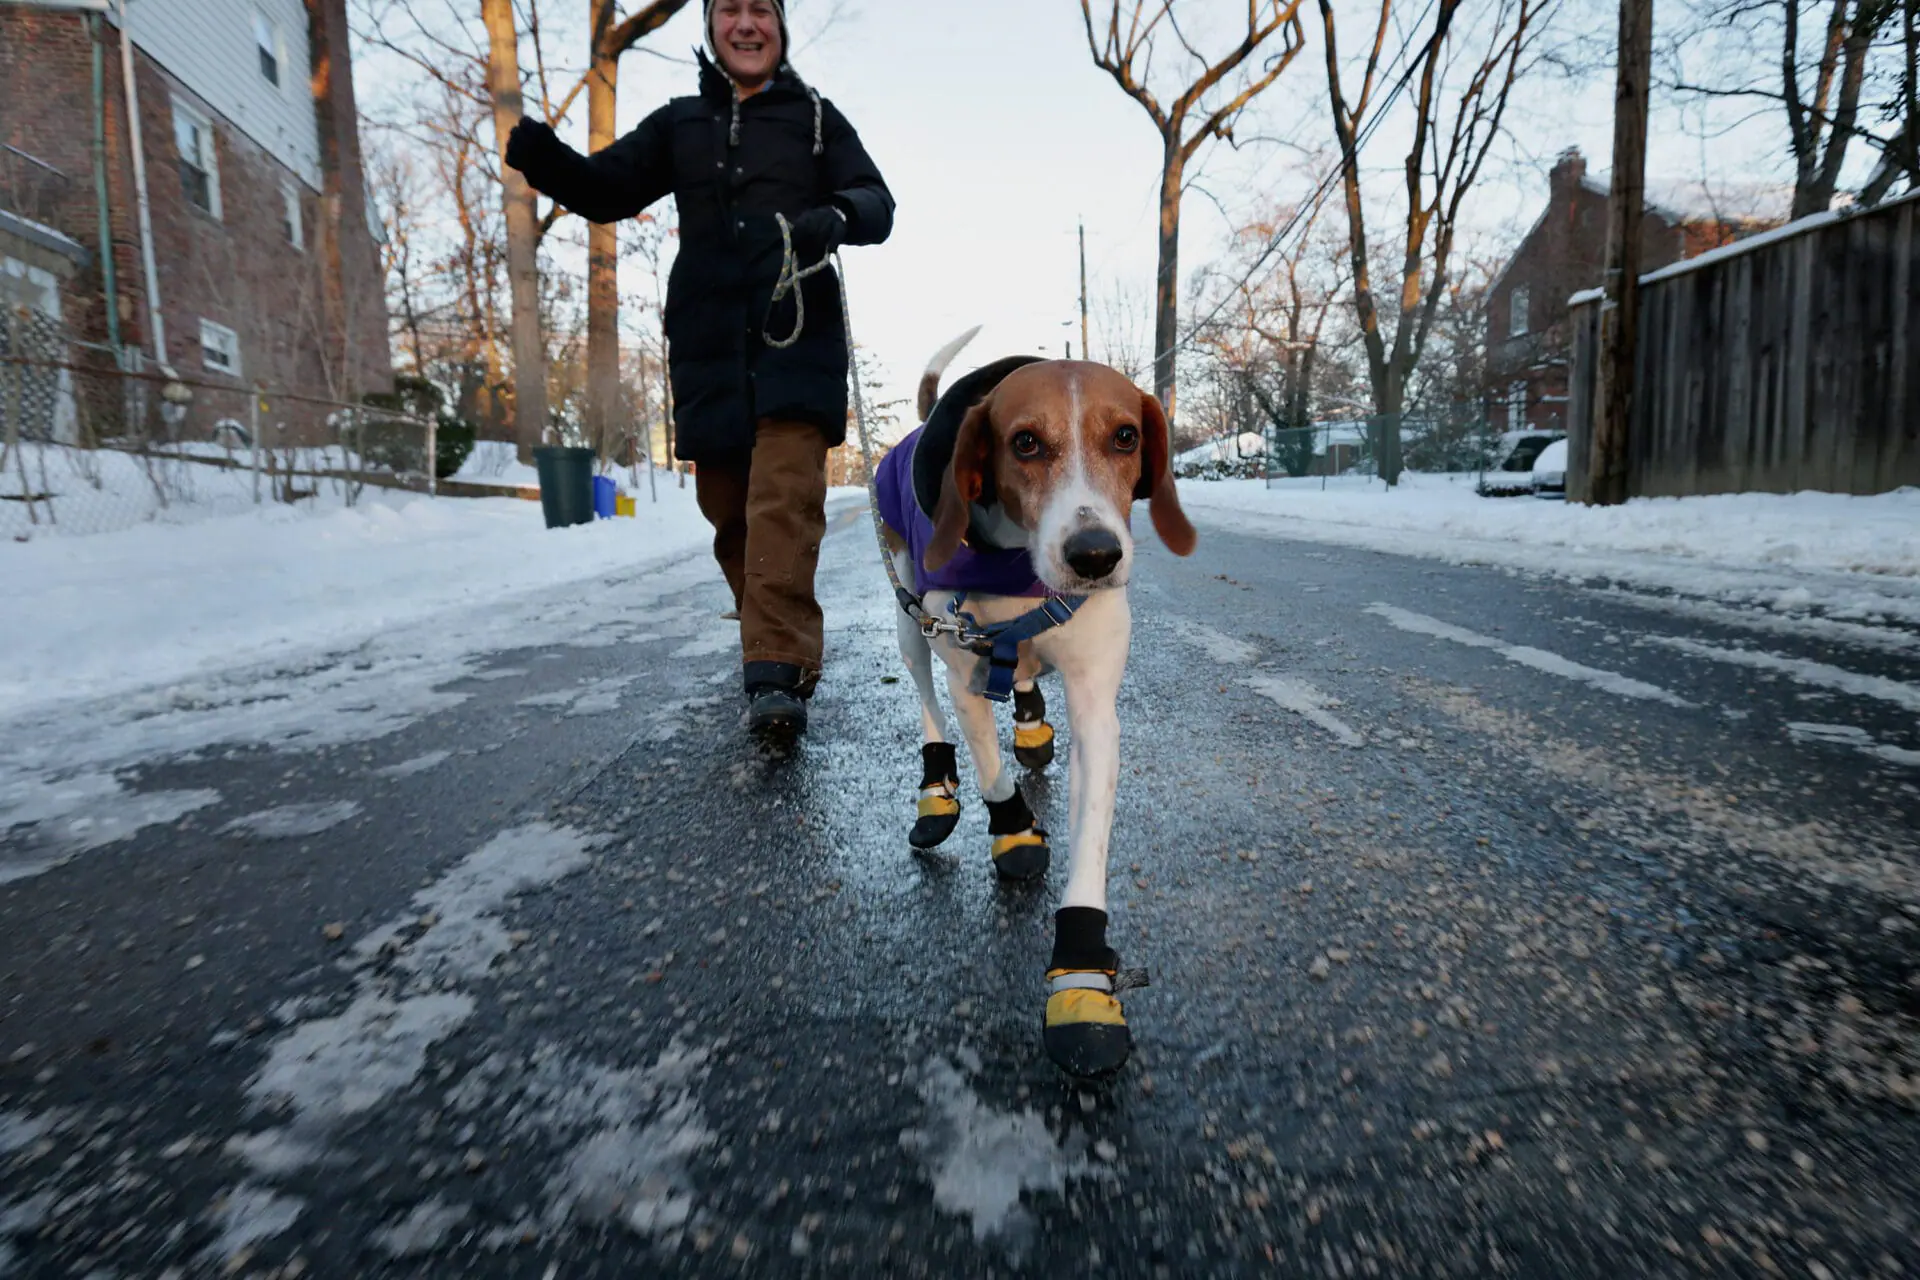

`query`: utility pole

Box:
[1078,219,1090,364]
[1587,0,1653,506]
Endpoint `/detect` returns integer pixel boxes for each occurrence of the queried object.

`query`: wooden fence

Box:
[1567,189,1920,501]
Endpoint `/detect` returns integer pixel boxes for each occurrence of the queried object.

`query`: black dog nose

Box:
[1063,528,1124,580]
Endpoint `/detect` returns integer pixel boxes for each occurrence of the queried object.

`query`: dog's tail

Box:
[917,326,982,422]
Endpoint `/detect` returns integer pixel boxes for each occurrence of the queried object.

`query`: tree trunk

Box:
[1152,140,1185,418]
[480,0,549,462]
[586,0,620,460]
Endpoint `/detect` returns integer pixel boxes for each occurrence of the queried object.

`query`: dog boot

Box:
[985,788,1049,882]
[1042,906,1144,1079]
[1012,684,1056,771]
[910,742,962,850]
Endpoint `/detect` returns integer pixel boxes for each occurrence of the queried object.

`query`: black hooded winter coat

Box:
[511,52,894,462]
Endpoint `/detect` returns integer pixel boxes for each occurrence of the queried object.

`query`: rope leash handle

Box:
[764,212,837,351]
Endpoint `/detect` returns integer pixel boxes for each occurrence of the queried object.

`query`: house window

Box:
[282,181,303,248]
[1509,285,1530,338]
[1507,380,1527,432]
[172,100,221,219]
[201,319,242,377]
[254,12,282,87]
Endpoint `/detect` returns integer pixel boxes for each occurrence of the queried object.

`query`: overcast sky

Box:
[366,1,1816,432]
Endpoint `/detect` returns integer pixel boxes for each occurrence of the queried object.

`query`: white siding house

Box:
[115,0,323,190]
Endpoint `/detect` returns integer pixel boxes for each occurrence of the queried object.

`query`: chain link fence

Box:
[3,306,438,540]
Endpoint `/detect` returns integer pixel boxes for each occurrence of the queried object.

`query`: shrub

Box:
[360,377,476,481]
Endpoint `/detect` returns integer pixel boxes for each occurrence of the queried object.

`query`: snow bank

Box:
[1190,476,1920,578]
[0,486,712,719]
[1182,476,1920,621]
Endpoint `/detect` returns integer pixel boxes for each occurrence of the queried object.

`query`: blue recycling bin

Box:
[592,475,618,520]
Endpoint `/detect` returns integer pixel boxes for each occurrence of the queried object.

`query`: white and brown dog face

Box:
[924,360,1197,593]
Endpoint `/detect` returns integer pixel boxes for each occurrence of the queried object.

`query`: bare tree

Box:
[1319,0,1548,485]
[1081,1,1308,420]
[480,0,552,460]
[1669,1,1906,216]
[586,1,695,466]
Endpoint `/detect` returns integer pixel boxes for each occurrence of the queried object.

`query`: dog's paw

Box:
[1012,686,1054,771]
[910,784,961,850]
[1013,721,1055,771]
[991,828,1050,881]
[1042,969,1131,1079]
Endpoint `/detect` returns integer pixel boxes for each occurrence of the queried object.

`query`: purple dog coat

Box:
[875,424,1050,599]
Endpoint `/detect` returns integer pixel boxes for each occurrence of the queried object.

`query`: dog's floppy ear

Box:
[1136,391,1196,556]
[925,396,994,572]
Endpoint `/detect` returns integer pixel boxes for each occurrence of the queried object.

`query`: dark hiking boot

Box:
[744,661,813,742]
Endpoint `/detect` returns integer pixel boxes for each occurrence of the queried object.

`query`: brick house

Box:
[0,0,389,438]
[1485,149,1776,436]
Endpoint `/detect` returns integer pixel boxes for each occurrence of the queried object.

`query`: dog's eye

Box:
[1011,430,1042,459]
[1113,424,1141,453]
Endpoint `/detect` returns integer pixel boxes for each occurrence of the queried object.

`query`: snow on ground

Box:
[0,484,711,722]
[1182,476,1920,624]
[1,443,372,540]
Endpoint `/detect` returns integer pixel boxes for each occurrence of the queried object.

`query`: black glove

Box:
[504,117,558,177]
[788,205,848,263]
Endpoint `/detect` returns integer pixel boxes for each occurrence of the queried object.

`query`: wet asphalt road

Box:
[2,498,1918,1278]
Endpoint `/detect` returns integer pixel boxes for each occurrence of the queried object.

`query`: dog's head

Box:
[924,360,1196,592]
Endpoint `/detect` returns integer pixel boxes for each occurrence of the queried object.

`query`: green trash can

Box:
[533,445,596,529]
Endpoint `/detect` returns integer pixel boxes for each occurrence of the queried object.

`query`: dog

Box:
[871,332,1196,1078]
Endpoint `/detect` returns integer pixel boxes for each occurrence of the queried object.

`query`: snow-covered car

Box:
[1478,430,1563,496]
[1531,437,1568,499]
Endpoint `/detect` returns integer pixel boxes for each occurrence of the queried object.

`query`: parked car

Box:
[1478,430,1564,496]
[1531,437,1568,499]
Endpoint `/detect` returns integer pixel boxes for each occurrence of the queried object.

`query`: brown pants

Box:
[694,418,829,677]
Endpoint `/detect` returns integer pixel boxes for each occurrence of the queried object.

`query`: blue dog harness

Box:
[946,590,1086,703]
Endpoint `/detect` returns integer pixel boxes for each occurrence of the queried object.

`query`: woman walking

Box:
[506,0,894,740]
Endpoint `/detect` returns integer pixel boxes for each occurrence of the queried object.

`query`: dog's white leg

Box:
[1037,591,1132,911]
[942,655,1013,803]
[895,595,948,745]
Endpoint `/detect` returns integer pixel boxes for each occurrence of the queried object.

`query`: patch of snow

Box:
[249,992,476,1128]
[899,1056,1096,1244]
[365,823,595,980]
[518,675,639,719]
[528,1045,714,1237]
[375,750,451,779]
[1170,619,1260,666]
[1595,588,1920,658]
[0,774,218,883]
[220,800,362,840]
[235,823,595,1177]
[1648,636,1920,715]
[204,1184,303,1263]
[372,1198,471,1258]
[0,1112,50,1156]
[1787,723,1920,769]
[1246,674,1365,747]
[1367,603,1692,707]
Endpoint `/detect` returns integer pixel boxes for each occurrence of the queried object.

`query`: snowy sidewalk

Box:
[1,487,714,721]
[1182,476,1920,626]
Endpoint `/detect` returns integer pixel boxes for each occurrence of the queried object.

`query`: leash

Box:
[831,237,1086,701]
[764,213,836,351]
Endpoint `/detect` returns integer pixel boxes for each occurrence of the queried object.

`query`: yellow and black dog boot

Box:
[985,788,1050,882]
[1043,906,1132,1079]
[1012,684,1056,771]
[910,742,962,850]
